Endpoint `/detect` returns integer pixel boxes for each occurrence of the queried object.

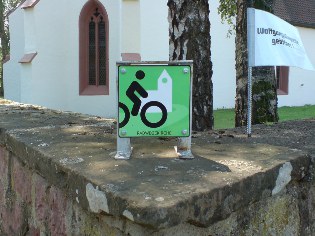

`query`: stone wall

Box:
[0,100,314,235]
[0,146,162,235]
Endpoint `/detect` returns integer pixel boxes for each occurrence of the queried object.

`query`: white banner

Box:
[247,8,314,70]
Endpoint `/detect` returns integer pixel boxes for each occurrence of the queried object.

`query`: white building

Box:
[4,0,169,118]
[3,0,315,118]
[273,0,315,107]
[212,0,315,109]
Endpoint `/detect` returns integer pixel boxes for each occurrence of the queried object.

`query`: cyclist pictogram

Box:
[119,69,172,129]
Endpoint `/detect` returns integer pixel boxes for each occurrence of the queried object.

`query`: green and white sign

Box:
[118,64,191,137]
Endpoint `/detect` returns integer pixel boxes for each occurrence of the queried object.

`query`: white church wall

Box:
[19,8,38,105]
[122,0,141,54]
[23,9,37,53]
[139,0,169,61]
[25,0,68,110]
[278,27,315,107]
[3,8,24,102]
[20,64,33,103]
[209,0,236,110]
[65,0,122,118]
[15,0,122,118]
[3,61,21,101]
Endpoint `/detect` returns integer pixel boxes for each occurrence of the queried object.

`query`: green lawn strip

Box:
[213,108,235,130]
[278,105,315,121]
[213,105,315,130]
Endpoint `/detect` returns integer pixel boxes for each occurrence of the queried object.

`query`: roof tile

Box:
[274,0,315,29]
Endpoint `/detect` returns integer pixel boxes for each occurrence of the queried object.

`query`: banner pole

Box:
[247,7,254,137]
[247,66,253,137]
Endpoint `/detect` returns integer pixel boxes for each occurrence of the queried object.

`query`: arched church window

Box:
[79,1,109,95]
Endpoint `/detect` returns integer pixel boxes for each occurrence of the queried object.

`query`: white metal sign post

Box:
[247,7,254,137]
[115,61,194,160]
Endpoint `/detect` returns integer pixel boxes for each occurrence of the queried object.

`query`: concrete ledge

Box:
[0,99,314,235]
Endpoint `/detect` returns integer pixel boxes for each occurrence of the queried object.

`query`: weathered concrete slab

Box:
[0,99,115,145]
[0,99,313,231]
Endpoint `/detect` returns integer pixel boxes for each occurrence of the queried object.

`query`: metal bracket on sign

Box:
[115,135,132,160]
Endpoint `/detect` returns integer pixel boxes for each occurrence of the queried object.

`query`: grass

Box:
[278,105,315,121]
[213,105,315,130]
[213,108,235,130]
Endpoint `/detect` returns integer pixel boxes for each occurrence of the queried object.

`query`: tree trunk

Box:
[168,0,213,131]
[235,0,278,127]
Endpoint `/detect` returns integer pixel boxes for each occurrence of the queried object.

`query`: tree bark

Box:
[235,0,278,127]
[168,0,213,131]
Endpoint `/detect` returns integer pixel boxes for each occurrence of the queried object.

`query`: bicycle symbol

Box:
[119,69,172,129]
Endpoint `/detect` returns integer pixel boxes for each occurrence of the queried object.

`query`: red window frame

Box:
[276,66,289,95]
[79,0,109,95]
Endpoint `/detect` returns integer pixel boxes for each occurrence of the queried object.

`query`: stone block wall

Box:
[0,147,62,235]
[0,101,315,235]
[0,146,141,236]
[1,143,315,236]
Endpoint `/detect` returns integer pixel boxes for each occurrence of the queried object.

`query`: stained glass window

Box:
[98,17,106,86]
[89,18,96,85]
[88,8,106,86]
[80,3,108,95]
